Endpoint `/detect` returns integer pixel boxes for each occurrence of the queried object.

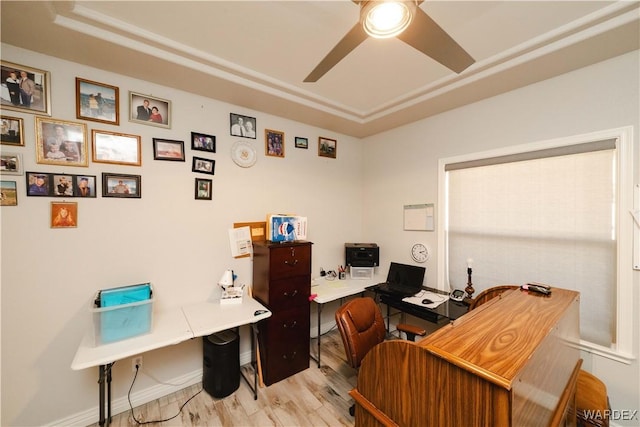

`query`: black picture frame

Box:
[195,178,212,200]
[26,171,98,197]
[295,137,308,149]
[229,113,256,139]
[102,173,141,198]
[192,156,215,175]
[152,138,185,161]
[191,132,216,153]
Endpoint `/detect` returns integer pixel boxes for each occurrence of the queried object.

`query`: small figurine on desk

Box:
[465,258,475,298]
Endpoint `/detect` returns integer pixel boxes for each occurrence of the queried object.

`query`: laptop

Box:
[375,262,425,297]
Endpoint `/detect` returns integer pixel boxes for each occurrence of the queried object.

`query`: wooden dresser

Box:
[252,240,312,386]
[351,287,581,427]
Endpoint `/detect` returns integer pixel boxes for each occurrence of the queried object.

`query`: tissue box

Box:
[267,214,307,242]
[92,283,153,345]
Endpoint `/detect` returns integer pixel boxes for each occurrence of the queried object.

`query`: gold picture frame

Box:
[1,60,51,116]
[318,136,337,159]
[265,129,284,158]
[75,77,120,125]
[92,129,142,166]
[35,117,88,167]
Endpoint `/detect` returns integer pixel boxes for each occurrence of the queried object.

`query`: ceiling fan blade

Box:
[304,22,369,82]
[397,7,474,73]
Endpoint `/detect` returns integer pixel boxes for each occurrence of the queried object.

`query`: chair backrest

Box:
[468,285,519,311]
[335,297,386,369]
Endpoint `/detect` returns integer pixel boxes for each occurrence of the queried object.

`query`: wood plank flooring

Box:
[91,329,356,426]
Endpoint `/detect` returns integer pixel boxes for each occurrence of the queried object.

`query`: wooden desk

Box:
[310,274,384,367]
[72,298,271,427]
[351,287,581,427]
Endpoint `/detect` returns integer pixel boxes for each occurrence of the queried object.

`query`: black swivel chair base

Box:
[349,404,355,416]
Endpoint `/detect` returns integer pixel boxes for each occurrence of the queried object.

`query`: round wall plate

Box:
[231,141,256,168]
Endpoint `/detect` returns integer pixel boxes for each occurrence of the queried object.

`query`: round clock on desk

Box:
[411,243,429,263]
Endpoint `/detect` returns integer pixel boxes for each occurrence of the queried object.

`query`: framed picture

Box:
[129,91,171,128]
[195,178,212,200]
[153,138,185,161]
[1,61,51,116]
[52,174,74,197]
[26,172,50,196]
[265,129,285,158]
[229,113,256,139]
[0,180,18,206]
[192,156,215,175]
[1,116,24,146]
[35,117,88,167]
[51,201,77,228]
[74,175,96,198]
[0,152,23,175]
[318,136,337,159]
[295,137,308,149]
[191,131,216,153]
[92,129,141,166]
[102,173,141,198]
[75,77,119,125]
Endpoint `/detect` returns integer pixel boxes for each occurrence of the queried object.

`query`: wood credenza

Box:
[252,240,312,386]
[351,287,581,427]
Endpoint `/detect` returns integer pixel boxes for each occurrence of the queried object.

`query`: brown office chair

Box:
[468,284,519,311]
[335,297,425,416]
[468,285,610,426]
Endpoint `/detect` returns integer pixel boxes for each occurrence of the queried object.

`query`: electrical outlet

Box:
[132,356,143,372]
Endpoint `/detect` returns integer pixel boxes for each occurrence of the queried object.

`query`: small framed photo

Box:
[51,201,77,228]
[35,117,88,167]
[102,173,141,198]
[92,129,142,166]
[195,178,212,200]
[0,180,18,206]
[318,136,337,159]
[192,156,215,175]
[191,132,216,153]
[1,61,51,116]
[26,172,50,196]
[230,113,256,139]
[52,174,74,197]
[75,175,96,198]
[129,91,171,128]
[265,129,285,158]
[1,116,24,146]
[153,138,185,161]
[295,137,308,149]
[75,77,119,125]
[0,152,23,175]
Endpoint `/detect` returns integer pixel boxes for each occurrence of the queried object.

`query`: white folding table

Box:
[71,298,271,427]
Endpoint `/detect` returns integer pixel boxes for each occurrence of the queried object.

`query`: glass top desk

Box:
[367,285,470,329]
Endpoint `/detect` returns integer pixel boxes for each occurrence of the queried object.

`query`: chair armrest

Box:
[396,323,426,341]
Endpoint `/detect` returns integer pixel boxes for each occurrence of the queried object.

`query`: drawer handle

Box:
[283,320,298,328]
[283,290,298,297]
[282,351,297,360]
[284,259,299,267]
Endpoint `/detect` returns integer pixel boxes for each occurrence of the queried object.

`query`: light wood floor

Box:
[92,329,356,426]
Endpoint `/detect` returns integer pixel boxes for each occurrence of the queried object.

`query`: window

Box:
[437,128,634,360]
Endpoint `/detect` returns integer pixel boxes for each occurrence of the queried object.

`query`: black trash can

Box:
[203,329,240,398]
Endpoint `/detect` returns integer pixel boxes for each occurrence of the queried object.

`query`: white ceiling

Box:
[1,1,639,137]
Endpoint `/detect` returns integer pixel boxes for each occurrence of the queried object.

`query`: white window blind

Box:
[446,141,616,347]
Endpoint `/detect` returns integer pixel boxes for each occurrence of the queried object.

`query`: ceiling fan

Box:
[304,0,475,82]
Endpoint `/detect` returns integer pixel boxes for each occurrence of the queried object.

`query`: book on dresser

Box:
[252,240,312,386]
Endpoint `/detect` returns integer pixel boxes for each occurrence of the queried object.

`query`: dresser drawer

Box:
[269,244,311,279]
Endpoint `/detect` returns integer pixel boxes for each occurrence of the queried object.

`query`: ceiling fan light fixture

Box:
[362,1,416,39]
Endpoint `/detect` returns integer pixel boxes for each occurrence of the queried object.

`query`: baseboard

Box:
[46,349,255,426]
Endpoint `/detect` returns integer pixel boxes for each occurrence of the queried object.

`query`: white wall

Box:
[0,44,366,426]
[362,51,640,425]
